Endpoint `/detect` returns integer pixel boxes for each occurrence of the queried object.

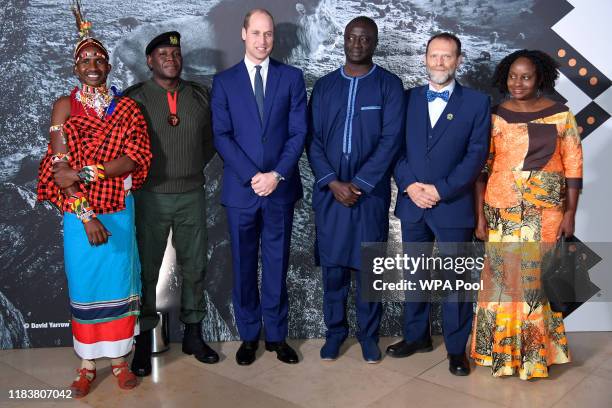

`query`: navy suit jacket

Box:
[211,58,307,208]
[394,83,491,228]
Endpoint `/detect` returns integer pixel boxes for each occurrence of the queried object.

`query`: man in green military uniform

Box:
[124,31,218,376]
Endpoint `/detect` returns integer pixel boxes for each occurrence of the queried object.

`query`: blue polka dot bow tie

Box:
[426,89,450,102]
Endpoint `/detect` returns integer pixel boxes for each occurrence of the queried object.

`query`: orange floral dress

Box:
[470,103,583,380]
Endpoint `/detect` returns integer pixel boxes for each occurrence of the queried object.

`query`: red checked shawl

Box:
[37,93,152,214]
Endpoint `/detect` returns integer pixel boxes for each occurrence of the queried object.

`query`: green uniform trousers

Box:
[135,188,207,332]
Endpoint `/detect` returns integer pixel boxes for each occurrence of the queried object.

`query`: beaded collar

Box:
[76,84,113,118]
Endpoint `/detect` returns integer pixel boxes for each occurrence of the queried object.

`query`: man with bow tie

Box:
[388,33,490,376]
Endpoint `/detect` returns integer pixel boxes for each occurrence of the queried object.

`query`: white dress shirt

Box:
[244,55,270,96]
[428,79,455,128]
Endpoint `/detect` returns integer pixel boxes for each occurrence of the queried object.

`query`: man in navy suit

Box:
[211,8,307,366]
[387,33,490,376]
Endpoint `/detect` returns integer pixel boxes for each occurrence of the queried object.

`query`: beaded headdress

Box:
[71,0,109,62]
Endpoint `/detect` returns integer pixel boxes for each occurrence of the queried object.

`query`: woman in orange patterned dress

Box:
[470,50,583,380]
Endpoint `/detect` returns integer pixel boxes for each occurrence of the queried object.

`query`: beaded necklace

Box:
[76,84,113,118]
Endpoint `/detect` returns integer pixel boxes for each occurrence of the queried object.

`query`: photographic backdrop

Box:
[1,0,610,348]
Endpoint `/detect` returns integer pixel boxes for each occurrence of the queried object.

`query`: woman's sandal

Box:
[111,361,138,390]
[69,367,96,398]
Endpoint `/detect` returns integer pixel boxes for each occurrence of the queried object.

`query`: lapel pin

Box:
[447,113,454,121]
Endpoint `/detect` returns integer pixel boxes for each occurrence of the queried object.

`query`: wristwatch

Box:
[272,171,285,182]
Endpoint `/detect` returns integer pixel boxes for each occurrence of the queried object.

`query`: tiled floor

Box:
[1,332,611,408]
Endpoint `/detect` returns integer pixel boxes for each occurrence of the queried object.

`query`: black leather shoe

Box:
[182,323,220,364]
[236,341,258,365]
[385,338,433,358]
[265,341,299,364]
[448,353,470,376]
[131,330,152,377]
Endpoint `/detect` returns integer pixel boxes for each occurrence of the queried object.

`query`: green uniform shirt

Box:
[125,79,215,193]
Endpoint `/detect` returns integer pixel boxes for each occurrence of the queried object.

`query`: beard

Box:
[427,67,455,85]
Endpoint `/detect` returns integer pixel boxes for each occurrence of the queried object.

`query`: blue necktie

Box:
[426,89,450,102]
[254,65,264,122]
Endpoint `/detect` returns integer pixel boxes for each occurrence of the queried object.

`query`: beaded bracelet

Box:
[78,164,106,185]
[65,192,96,223]
[51,152,70,164]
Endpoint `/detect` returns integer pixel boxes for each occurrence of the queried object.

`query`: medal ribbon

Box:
[167,91,178,117]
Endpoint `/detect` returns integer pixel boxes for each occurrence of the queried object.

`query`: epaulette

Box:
[183,80,210,107]
[122,82,146,97]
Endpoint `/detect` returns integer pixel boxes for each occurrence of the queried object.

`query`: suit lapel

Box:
[237,61,263,128]
[262,59,280,133]
[427,83,463,151]
[412,86,429,153]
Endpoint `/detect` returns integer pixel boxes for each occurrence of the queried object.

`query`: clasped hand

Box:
[52,163,80,188]
[406,182,440,209]
[251,172,279,196]
[329,180,361,207]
